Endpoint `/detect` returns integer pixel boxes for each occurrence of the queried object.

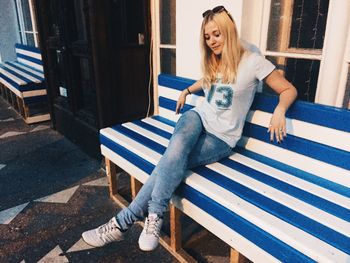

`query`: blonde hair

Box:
[200,11,246,88]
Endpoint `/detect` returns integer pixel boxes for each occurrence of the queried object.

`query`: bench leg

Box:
[130,177,142,200]
[170,204,182,252]
[105,157,118,197]
[230,248,249,263]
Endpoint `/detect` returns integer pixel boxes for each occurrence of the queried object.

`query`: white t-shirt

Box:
[192,52,275,148]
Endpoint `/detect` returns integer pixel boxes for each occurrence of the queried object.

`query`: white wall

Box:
[176,0,243,79]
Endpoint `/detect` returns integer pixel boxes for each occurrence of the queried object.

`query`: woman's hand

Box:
[175,90,188,114]
[264,70,297,143]
[268,106,287,143]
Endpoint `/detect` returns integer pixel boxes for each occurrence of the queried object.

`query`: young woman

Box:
[82,6,297,252]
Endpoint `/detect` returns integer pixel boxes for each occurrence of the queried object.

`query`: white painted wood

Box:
[230,153,350,210]
[123,122,169,146]
[11,62,44,78]
[17,57,43,71]
[151,0,160,115]
[246,110,350,152]
[207,161,350,237]
[108,120,350,234]
[100,128,161,165]
[335,24,350,106]
[259,0,272,53]
[101,145,149,184]
[101,144,279,262]
[172,196,280,263]
[158,85,204,107]
[238,137,350,187]
[263,51,322,60]
[158,107,181,122]
[316,0,350,106]
[28,0,39,47]
[15,48,42,60]
[2,64,41,83]
[183,174,349,262]
[142,118,174,133]
[101,136,349,261]
[0,67,26,85]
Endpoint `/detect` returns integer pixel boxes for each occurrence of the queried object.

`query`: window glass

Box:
[266,56,320,102]
[159,0,176,45]
[267,0,329,52]
[21,0,33,31]
[25,33,35,46]
[160,49,176,75]
[343,64,350,108]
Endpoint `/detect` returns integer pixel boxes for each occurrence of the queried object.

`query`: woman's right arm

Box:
[175,78,204,114]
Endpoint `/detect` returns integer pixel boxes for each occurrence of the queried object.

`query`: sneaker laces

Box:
[98,219,117,235]
[145,216,161,237]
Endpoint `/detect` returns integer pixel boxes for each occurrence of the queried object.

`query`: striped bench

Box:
[101,74,350,262]
[0,43,50,124]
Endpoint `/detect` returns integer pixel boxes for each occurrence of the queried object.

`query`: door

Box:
[35,0,100,157]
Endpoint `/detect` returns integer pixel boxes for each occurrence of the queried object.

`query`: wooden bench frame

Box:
[0,43,50,124]
[100,74,350,262]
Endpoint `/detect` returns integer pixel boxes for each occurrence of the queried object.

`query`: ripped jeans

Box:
[116,110,232,230]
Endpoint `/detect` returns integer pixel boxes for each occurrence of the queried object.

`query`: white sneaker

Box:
[82,217,125,247]
[138,213,163,251]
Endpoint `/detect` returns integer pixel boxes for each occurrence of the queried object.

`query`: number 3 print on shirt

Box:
[207,85,233,109]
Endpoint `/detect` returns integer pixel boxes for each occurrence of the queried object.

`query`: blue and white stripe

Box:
[100,74,350,262]
[15,43,44,72]
[0,44,46,101]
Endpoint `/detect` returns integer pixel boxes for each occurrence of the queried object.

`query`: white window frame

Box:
[151,0,176,115]
[336,22,350,108]
[243,0,350,108]
[15,0,39,47]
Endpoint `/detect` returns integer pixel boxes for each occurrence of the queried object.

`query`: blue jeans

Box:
[116,110,232,230]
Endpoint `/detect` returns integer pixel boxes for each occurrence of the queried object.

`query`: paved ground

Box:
[0,97,230,263]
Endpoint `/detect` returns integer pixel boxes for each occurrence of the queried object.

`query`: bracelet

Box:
[186,88,192,95]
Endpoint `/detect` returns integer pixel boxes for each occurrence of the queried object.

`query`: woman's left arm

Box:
[264,70,298,143]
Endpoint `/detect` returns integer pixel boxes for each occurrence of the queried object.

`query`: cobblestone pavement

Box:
[0,97,230,263]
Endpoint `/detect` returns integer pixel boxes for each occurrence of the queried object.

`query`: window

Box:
[263,0,329,102]
[14,0,39,47]
[344,64,350,108]
[159,0,176,75]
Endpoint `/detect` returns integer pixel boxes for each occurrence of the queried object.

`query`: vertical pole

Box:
[105,158,118,197]
[230,248,248,263]
[150,0,160,115]
[130,177,142,200]
[170,204,182,251]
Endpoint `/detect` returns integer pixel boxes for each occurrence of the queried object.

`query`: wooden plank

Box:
[230,248,249,263]
[24,113,50,124]
[130,176,142,199]
[170,204,182,251]
[105,157,118,197]
[276,0,294,75]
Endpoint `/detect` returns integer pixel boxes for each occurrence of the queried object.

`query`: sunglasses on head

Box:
[202,5,233,21]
